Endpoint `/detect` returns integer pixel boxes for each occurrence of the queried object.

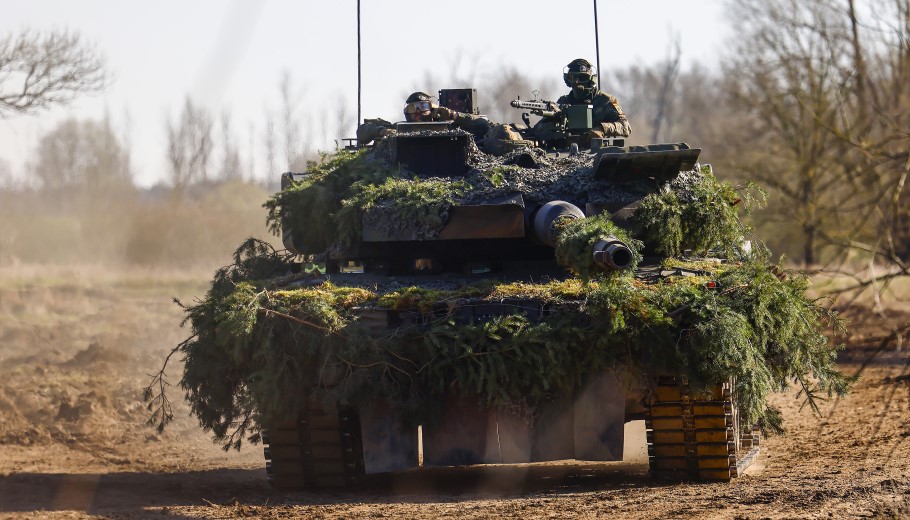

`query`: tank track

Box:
[645,377,760,481]
[262,403,365,489]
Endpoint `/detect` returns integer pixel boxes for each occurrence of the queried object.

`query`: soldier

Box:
[357,91,489,145]
[556,58,631,139]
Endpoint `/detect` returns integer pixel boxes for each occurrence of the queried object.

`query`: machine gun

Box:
[510,97,598,149]
[509,98,567,119]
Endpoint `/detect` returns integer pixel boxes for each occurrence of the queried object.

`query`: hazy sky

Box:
[0,0,729,186]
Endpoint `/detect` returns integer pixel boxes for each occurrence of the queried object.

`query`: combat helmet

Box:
[563,58,597,97]
[403,91,437,122]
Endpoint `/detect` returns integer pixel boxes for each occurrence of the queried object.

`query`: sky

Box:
[0,0,730,186]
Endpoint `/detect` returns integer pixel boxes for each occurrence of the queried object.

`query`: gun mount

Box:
[510,97,615,149]
[510,98,591,129]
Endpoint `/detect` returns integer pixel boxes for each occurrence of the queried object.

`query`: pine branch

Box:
[143,333,196,433]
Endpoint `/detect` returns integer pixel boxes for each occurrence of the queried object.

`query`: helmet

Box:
[403,91,437,122]
[406,92,431,104]
[563,58,597,93]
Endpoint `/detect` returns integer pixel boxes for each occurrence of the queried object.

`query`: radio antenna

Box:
[593,0,602,88]
[357,0,362,127]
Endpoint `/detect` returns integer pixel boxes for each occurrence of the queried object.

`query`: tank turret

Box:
[279,129,700,278]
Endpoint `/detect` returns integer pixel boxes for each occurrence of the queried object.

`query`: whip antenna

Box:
[593,0,602,88]
[357,0,362,127]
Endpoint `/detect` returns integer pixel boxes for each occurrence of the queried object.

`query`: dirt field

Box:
[1,266,908,519]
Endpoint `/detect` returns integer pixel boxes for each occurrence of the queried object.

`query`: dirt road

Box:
[1,268,908,519]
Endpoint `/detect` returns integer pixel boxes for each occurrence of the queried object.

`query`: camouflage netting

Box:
[149,146,851,450]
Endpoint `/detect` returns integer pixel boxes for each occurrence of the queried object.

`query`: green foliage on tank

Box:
[554,214,642,279]
[153,238,850,449]
[634,165,766,256]
[147,147,850,452]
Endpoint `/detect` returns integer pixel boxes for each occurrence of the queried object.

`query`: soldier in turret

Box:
[356,92,527,155]
[555,58,631,140]
[357,92,489,145]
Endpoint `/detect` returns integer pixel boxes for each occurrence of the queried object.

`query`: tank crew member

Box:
[357,92,527,155]
[357,92,487,144]
[556,58,631,139]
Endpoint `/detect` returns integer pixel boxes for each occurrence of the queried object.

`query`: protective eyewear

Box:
[567,71,594,84]
[404,101,433,114]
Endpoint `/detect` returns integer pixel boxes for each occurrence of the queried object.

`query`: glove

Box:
[584,128,605,140]
[433,106,457,121]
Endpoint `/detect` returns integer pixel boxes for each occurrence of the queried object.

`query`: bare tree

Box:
[247,121,256,183]
[166,97,213,189]
[334,94,354,149]
[118,107,134,183]
[711,0,910,351]
[219,109,242,182]
[30,115,132,190]
[819,0,910,288]
[0,29,107,117]
[318,106,330,150]
[279,71,301,169]
[650,37,681,143]
[724,0,855,265]
[263,110,276,176]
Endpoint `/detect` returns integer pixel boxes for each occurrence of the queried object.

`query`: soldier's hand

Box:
[584,128,605,140]
[433,106,457,121]
[378,128,396,138]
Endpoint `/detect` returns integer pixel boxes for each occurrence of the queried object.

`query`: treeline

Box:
[634,0,910,280]
[0,180,275,267]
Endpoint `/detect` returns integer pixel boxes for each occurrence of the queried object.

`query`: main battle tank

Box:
[257,100,765,487]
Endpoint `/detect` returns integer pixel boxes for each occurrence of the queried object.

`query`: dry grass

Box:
[0,264,266,472]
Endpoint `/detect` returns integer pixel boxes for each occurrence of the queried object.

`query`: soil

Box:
[1,266,908,519]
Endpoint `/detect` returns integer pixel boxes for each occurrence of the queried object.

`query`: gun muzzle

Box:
[592,236,633,271]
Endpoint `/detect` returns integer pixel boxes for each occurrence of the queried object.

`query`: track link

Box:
[262,401,365,489]
[645,377,760,481]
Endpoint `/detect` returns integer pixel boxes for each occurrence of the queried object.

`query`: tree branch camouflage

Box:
[150,243,850,449]
[147,149,851,449]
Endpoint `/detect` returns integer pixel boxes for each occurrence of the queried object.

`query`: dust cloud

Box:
[0,180,273,469]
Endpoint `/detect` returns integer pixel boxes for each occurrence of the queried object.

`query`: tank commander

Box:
[356,91,528,155]
[533,58,631,143]
[560,58,630,138]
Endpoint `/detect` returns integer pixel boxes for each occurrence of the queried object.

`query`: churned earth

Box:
[0,266,908,519]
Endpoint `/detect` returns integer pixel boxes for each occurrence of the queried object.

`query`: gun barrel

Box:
[510,99,551,111]
[592,236,634,271]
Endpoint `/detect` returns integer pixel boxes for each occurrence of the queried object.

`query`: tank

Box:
[162,88,847,491]
[259,124,762,488]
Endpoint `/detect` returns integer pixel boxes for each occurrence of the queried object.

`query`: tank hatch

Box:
[391,123,470,177]
[592,143,702,184]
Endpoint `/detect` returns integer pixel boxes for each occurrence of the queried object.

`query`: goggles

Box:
[566,71,595,84]
[404,101,433,114]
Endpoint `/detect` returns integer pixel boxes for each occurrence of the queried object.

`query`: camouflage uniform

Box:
[532,58,631,143]
[357,103,526,155]
[356,118,395,146]
[556,88,631,138]
[356,110,492,145]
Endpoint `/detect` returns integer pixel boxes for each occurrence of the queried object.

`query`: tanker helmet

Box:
[403,91,436,122]
[563,58,597,95]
